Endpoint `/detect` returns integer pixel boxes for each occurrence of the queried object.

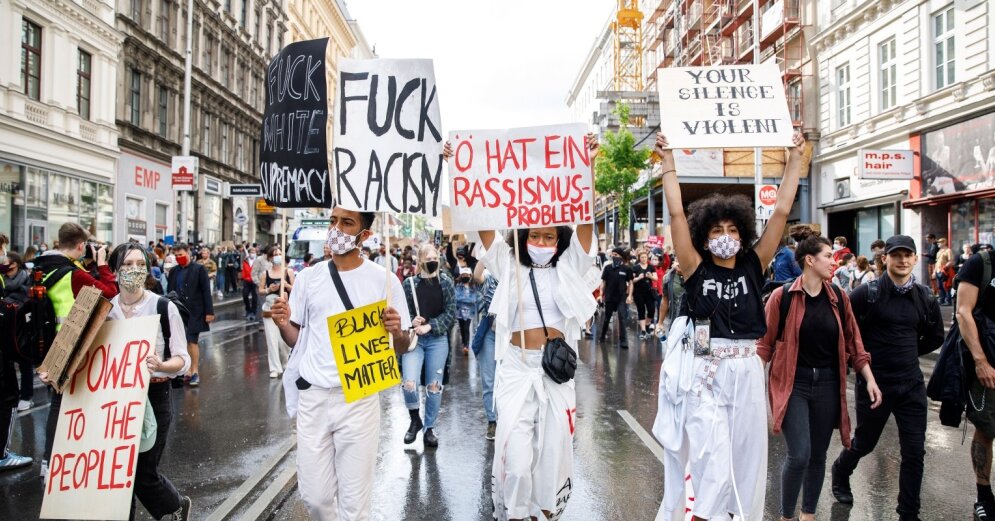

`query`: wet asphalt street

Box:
[0,300,979,520]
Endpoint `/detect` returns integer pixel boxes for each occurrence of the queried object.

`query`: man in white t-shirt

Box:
[271,205,411,521]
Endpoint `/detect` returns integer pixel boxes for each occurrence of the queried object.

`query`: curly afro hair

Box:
[686,193,758,259]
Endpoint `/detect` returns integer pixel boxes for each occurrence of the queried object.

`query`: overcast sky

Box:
[344,1,615,132]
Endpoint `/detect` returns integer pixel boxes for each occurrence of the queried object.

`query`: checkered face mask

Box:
[707,234,741,260]
[326,226,362,256]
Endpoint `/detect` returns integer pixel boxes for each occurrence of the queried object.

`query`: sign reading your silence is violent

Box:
[657,62,794,149]
[40,315,159,521]
[333,58,443,217]
[259,38,331,208]
[327,300,400,403]
[447,123,594,232]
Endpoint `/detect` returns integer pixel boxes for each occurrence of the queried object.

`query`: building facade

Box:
[114,0,287,246]
[813,0,995,260]
[0,0,123,252]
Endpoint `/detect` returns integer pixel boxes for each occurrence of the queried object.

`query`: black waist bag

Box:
[529,269,576,384]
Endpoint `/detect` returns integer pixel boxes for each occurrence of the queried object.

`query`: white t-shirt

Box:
[107,290,191,378]
[291,259,411,389]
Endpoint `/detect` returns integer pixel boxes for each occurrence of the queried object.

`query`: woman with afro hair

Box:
[652,130,807,521]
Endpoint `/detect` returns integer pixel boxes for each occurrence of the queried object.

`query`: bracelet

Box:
[661,169,677,176]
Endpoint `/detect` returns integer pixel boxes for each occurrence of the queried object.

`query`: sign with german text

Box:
[40,315,158,520]
[229,183,264,197]
[171,156,197,191]
[646,236,665,250]
[259,38,332,208]
[858,149,914,180]
[447,123,594,232]
[327,300,400,403]
[333,58,444,217]
[657,62,793,149]
[755,183,778,220]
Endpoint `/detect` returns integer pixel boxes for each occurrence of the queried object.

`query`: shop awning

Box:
[902,187,995,208]
[819,191,908,213]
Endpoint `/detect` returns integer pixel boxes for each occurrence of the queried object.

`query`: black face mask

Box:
[425,261,439,273]
[612,257,621,266]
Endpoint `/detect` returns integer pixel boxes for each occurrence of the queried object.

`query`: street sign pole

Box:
[178,0,194,243]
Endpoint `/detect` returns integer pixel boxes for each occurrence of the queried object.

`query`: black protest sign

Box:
[258,38,331,208]
[332,58,444,217]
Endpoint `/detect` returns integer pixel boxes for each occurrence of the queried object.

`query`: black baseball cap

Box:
[885,235,917,254]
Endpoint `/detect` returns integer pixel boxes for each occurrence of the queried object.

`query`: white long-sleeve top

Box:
[471,230,599,361]
[108,290,191,378]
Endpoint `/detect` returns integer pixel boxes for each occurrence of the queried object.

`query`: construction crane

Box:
[612,0,643,92]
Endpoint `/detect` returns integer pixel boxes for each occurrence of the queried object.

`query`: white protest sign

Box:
[447,123,594,232]
[756,183,778,220]
[333,58,444,217]
[858,149,914,180]
[657,62,794,149]
[41,315,159,520]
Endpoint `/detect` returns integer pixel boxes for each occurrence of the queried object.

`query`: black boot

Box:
[831,458,853,504]
[424,428,439,448]
[404,409,423,445]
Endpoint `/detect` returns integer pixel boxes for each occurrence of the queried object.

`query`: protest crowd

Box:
[3,53,995,521]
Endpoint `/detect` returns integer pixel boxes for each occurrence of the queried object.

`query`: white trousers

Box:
[492,346,575,521]
[262,316,290,374]
[296,386,380,521]
[661,342,767,520]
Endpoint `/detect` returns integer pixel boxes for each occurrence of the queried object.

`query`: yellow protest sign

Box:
[327,299,400,402]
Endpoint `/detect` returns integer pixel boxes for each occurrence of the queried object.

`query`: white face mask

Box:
[527,243,556,266]
[271,255,283,266]
[326,226,363,256]
[707,234,742,260]
[833,244,843,251]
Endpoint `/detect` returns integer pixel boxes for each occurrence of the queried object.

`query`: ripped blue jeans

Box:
[401,334,449,429]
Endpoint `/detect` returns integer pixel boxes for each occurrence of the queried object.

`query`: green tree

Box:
[594,102,653,240]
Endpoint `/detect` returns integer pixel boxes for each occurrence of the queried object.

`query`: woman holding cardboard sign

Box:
[445,134,600,521]
[651,130,807,521]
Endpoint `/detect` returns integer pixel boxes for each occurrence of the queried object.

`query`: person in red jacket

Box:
[832,236,853,264]
[241,247,259,321]
[758,230,881,521]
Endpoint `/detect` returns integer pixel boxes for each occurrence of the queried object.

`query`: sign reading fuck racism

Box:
[657,61,794,149]
[333,58,444,217]
[447,123,594,232]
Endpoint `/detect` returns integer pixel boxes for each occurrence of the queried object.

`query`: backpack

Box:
[157,291,191,358]
[16,265,76,365]
[0,292,29,364]
[858,278,942,356]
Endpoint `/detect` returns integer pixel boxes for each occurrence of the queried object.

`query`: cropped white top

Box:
[511,266,567,332]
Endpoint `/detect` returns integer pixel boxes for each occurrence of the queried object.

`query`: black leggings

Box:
[458,319,472,348]
[634,290,656,321]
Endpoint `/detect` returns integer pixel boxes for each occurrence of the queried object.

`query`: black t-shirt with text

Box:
[957,252,995,322]
[602,262,634,302]
[680,249,767,339]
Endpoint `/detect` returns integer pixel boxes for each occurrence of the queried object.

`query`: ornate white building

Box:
[0,0,123,251]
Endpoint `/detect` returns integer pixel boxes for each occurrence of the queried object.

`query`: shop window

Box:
[49,174,80,227]
[156,202,169,240]
[856,204,896,255]
[980,199,995,246]
[97,183,114,243]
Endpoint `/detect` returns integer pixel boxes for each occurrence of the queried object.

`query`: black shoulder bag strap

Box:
[327,261,354,311]
[528,269,550,341]
[157,297,172,359]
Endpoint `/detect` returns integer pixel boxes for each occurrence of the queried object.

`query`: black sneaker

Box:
[977,501,993,521]
[486,422,496,441]
[424,428,439,448]
[831,459,853,504]
[166,495,192,521]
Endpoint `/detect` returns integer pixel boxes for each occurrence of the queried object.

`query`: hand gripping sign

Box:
[657,61,794,149]
[327,300,400,403]
[333,58,444,218]
[41,315,159,520]
[447,123,595,232]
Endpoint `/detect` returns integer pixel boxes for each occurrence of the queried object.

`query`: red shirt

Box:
[71,264,117,299]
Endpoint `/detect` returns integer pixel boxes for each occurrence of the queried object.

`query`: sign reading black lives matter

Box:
[657,61,794,149]
[333,59,443,217]
[258,38,331,208]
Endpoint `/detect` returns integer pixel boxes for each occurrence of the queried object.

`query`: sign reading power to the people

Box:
[756,184,778,220]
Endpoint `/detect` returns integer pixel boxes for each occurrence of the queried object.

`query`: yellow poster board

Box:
[327,299,400,402]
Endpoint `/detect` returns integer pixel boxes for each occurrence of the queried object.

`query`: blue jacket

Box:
[772,246,802,281]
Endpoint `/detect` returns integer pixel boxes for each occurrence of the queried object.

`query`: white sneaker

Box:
[269,371,278,378]
[16,400,32,411]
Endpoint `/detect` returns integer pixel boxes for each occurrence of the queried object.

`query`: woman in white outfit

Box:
[259,245,294,378]
[652,130,807,521]
[448,135,599,521]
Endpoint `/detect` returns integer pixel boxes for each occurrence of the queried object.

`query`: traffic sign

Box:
[756,184,778,220]
[171,156,198,191]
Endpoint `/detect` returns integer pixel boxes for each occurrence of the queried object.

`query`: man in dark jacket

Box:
[831,235,943,521]
[599,247,634,349]
[167,243,214,387]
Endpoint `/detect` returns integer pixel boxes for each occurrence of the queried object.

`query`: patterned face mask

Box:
[326,227,364,256]
[118,266,148,292]
[707,234,742,260]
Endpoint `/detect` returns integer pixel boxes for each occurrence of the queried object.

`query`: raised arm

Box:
[654,133,703,277]
[576,132,599,252]
[754,130,808,267]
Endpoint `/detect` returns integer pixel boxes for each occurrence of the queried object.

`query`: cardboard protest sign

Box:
[38,285,113,393]
[333,58,444,217]
[40,315,159,520]
[447,123,594,232]
[327,299,400,402]
[258,38,332,208]
[657,62,793,149]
